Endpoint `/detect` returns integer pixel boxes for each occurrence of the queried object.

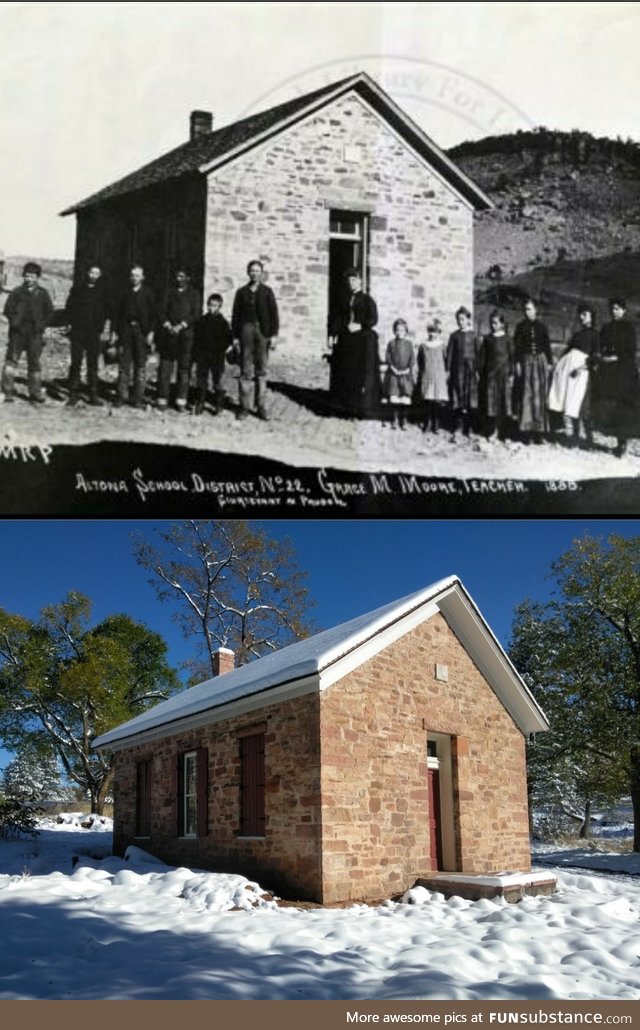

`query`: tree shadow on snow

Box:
[0,888,461,1000]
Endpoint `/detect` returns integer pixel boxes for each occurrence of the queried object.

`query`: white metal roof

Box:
[93,576,548,751]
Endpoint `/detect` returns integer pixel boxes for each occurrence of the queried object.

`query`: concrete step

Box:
[415,869,557,903]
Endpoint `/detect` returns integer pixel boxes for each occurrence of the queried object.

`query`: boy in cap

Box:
[156,268,200,411]
[1,261,54,403]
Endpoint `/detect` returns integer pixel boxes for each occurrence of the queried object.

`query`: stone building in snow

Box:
[93,578,550,905]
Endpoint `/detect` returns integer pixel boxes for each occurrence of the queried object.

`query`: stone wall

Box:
[112,690,323,899]
[203,92,474,361]
[318,612,530,903]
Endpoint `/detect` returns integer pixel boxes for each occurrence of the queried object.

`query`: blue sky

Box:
[0,518,637,772]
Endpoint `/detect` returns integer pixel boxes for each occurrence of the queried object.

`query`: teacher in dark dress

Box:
[591,297,639,457]
[329,268,380,416]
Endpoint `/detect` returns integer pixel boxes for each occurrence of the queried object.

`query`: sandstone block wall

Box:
[112,690,323,899]
[204,92,474,362]
[319,612,530,903]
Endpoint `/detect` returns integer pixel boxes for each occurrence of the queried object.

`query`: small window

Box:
[240,733,265,837]
[329,211,365,239]
[136,759,152,837]
[176,747,208,839]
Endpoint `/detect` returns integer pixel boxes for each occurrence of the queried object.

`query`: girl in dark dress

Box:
[478,310,514,441]
[591,297,639,457]
[513,297,552,442]
[382,318,414,430]
[446,306,479,437]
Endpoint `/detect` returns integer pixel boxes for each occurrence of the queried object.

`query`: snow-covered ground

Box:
[0,814,638,1000]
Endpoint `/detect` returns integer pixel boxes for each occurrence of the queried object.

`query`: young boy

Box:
[2,261,54,403]
[193,293,232,415]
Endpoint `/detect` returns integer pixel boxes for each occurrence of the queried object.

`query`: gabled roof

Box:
[61,72,492,216]
[93,576,548,752]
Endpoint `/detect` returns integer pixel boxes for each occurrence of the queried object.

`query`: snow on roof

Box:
[93,576,459,749]
[93,574,548,750]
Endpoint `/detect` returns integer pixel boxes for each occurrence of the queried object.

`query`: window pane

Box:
[185,795,197,837]
[185,754,196,794]
[341,219,360,236]
[329,211,363,238]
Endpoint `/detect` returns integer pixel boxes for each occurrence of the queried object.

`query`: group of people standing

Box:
[328,268,638,456]
[1,259,279,420]
[2,259,638,456]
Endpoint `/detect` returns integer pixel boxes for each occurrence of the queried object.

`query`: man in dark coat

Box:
[591,297,639,457]
[231,260,279,420]
[329,268,380,416]
[156,268,201,411]
[2,261,54,403]
[64,263,111,406]
[112,265,157,408]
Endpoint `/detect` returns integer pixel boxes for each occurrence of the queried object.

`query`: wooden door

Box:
[427,767,444,871]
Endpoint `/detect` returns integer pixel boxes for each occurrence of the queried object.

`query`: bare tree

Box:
[132,521,315,679]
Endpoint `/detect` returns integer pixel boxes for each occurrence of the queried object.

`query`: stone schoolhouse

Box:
[93,577,549,904]
[61,72,491,357]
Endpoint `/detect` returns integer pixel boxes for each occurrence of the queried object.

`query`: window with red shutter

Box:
[135,759,152,837]
[239,733,265,837]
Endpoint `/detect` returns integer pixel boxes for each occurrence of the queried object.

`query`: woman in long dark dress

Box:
[513,297,552,442]
[328,269,380,416]
[591,297,639,457]
[478,310,514,440]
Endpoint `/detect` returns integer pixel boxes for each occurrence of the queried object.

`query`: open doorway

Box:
[328,210,369,328]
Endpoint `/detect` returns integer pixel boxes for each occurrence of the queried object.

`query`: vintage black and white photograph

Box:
[1,1,639,513]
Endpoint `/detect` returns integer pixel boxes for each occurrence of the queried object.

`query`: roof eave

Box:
[61,70,491,216]
[197,71,491,211]
[437,586,549,735]
[93,575,546,751]
[93,670,322,752]
[197,72,364,176]
[356,74,493,211]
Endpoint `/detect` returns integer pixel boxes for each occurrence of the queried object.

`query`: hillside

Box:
[450,128,640,280]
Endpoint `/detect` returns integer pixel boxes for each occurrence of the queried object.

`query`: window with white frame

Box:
[183,750,197,837]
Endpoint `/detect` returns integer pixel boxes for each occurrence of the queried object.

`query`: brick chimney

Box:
[212,647,234,677]
[190,110,213,140]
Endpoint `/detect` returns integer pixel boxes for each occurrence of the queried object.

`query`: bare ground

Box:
[1,327,639,485]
